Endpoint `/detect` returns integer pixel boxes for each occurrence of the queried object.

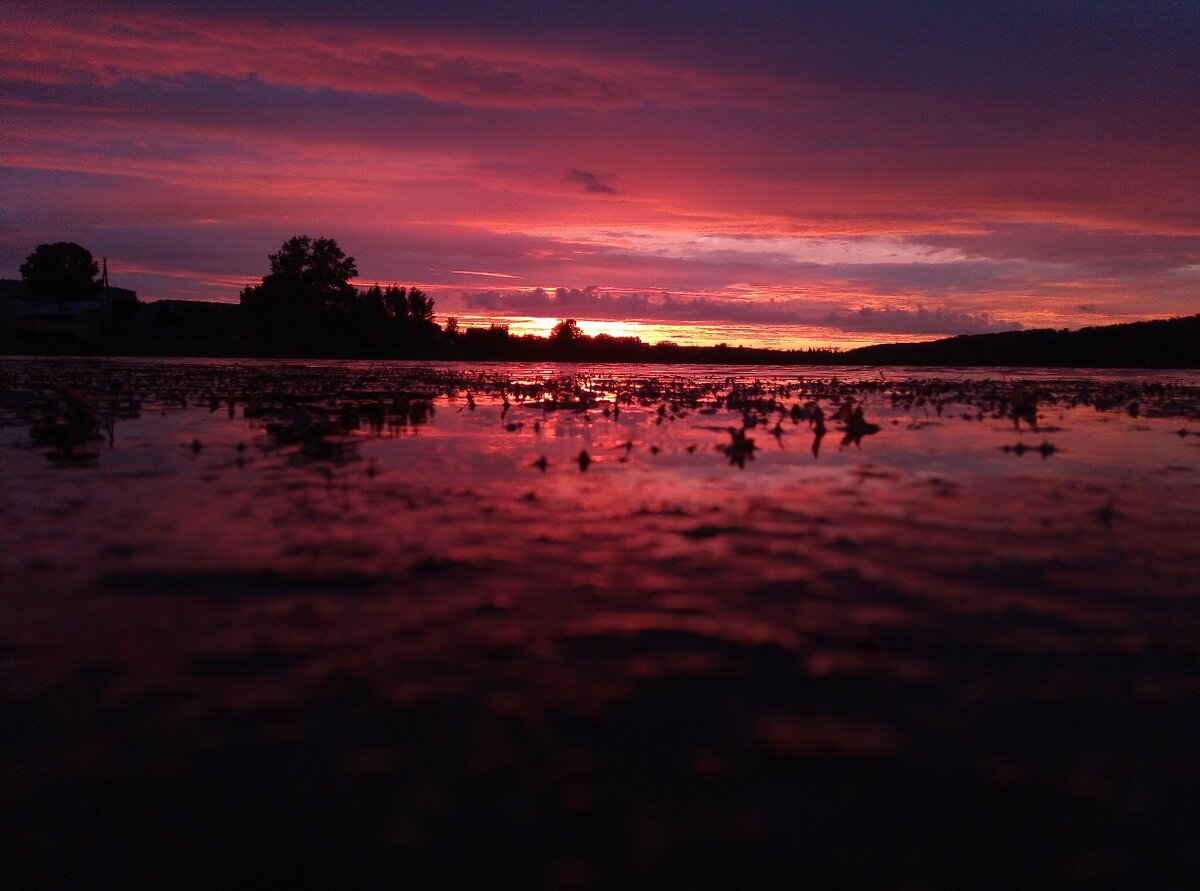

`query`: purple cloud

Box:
[461,287,1021,335]
[566,169,618,195]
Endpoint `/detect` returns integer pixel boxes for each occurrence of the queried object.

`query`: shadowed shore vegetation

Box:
[7,304,1196,368]
[3,237,1197,366]
[845,315,1200,369]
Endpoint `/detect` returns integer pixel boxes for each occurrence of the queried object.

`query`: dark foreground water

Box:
[2,357,1199,889]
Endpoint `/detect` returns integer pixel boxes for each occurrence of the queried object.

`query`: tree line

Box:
[9,237,1197,366]
[239,236,440,352]
[230,236,846,361]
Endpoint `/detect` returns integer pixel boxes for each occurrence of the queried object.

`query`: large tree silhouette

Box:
[239,236,439,354]
[20,242,101,303]
[242,235,358,312]
[240,236,358,345]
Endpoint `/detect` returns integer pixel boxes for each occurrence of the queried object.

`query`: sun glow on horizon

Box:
[446,314,931,350]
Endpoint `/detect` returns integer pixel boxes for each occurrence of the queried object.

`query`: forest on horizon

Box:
[3,238,1197,368]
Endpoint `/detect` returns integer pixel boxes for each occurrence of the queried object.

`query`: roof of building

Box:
[0,277,137,305]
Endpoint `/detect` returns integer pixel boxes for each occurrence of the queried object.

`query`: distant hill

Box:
[843,314,1200,368]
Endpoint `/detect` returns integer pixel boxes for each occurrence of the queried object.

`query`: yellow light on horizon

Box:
[448,314,916,350]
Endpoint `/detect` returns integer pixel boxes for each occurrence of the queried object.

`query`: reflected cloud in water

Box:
[2,358,1199,888]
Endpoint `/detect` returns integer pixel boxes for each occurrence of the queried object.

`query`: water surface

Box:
[2,358,1199,889]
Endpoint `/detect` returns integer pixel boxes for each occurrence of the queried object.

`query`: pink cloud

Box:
[2,2,1197,340]
[457,286,1022,336]
[0,9,775,111]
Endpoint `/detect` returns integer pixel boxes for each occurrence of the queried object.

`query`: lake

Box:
[3,357,1199,889]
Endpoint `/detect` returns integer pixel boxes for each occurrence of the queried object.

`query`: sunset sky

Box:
[2,1,1197,347]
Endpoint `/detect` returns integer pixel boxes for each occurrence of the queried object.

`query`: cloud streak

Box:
[0,9,769,111]
[566,169,618,195]
[460,287,1021,335]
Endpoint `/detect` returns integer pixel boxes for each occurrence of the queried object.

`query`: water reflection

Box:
[1,358,1199,889]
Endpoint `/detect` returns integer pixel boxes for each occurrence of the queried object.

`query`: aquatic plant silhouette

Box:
[839,405,881,449]
[32,385,103,460]
[1009,389,1039,431]
[771,419,785,447]
[721,427,757,468]
[810,403,828,457]
[1001,440,1058,459]
[241,378,438,464]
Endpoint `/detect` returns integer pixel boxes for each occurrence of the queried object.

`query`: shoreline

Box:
[2,313,1196,369]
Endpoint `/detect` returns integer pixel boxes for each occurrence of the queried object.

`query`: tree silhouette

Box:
[236,235,444,354]
[262,235,358,312]
[551,318,583,341]
[240,236,358,345]
[20,242,101,303]
[407,287,435,324]
[354,284,436,328]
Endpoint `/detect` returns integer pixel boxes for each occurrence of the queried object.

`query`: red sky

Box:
[2,1,1197,346]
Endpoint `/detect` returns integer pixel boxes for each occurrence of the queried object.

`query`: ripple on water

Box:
[2,358,1199,888]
